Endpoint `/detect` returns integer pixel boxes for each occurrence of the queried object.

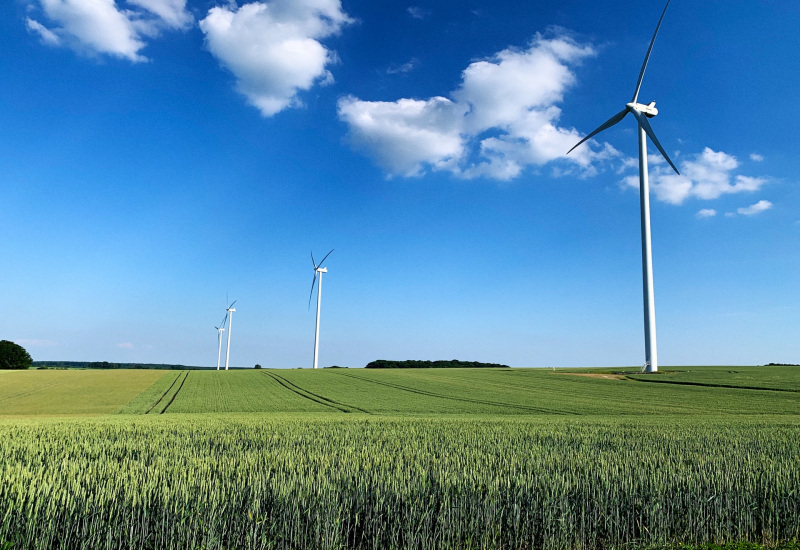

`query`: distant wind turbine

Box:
[309,249,333,370]
[224,300,236,371]
[567,0,679,373]
[214,313,227,371]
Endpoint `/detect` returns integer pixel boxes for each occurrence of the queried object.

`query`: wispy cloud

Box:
[750,153,764,162]
[127,0,193,29]
[407,6,429,20]
[200,0,353,117]
[339,32,601,178]
[696,208,716,219]
[25,0,192,62]
[386,59,418,74]
[25,18,61,45]
[117,342,134,349]
[737,199,772,216]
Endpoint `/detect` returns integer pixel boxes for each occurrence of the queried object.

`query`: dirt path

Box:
[555,373,626,380]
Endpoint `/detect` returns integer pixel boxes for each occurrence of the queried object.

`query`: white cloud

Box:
[117,342,134,349]
[338,96,466,177]
[386,59,417,74]
[737,200,772,216]
[750,153,764,162]
[25,0,192,61]
[129,0,192,29]
[200,0,352,117]
[638,148,768,205]
[696,208,716,218]
[26,17,61,45]
[407,7,428,20]
[339,32,601,179]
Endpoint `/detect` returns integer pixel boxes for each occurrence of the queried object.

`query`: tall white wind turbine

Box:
[567,0,679,373]
[215,313,227,371]
[224,300,236,371]
[309,250,333,370]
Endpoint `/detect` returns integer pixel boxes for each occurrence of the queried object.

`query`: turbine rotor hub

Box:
[627,101,658,118]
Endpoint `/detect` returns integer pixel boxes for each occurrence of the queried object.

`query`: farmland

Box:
[1,366,799,549]
[4,366,800,417]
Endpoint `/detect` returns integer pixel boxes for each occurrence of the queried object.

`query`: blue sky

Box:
[1,0,798,368]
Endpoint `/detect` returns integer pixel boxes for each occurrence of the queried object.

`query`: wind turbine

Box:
[214,313,227,371]
[567,0,679,374]
[224,300,236,371]
[309,249,333,370]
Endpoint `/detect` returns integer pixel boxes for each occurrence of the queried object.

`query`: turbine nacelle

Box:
[628,101,658,118]
[309,249,333,309]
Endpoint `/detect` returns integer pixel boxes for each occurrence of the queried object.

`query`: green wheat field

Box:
[1,366,799,549]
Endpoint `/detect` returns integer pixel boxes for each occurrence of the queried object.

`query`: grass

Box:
[2,366,799,549]
[165,370,333,413]
[0,369,167,416]
[625,366,800,392]
[4,367,800,417]
[0,414,798,549]
[117,371,181,414]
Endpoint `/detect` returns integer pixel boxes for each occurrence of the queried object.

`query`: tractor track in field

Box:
[145,371,183,415]
[262,371,369,414]
[160,372,189,414]
[624,376,800,393]
[1,378,67,401]
[335,372,568,415]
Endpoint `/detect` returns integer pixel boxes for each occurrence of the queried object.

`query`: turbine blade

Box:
[632,0,672,103]
[228,300,236,309]
[311,251,317,269]
[319,249,334,266]
[567,108,629,155]
[629,108,680,175]
[308,273,318,310]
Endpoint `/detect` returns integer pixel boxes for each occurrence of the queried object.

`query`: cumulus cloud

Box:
[25,0,192,61]
[624,148,769,205]
[696,208,716,219]
[200,0,352,117]
[338,32,601,179]
[737,200,772,216]
[750,153,764,162]
[338,96,466,177]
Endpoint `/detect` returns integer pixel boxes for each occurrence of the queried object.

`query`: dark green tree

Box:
[254,364,262,369]
[0,340,33,370]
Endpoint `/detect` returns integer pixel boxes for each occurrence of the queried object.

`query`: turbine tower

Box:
[215,313,227,371]
[309,249,333,369]
[567,0,679,373]
[224,300,236,371]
